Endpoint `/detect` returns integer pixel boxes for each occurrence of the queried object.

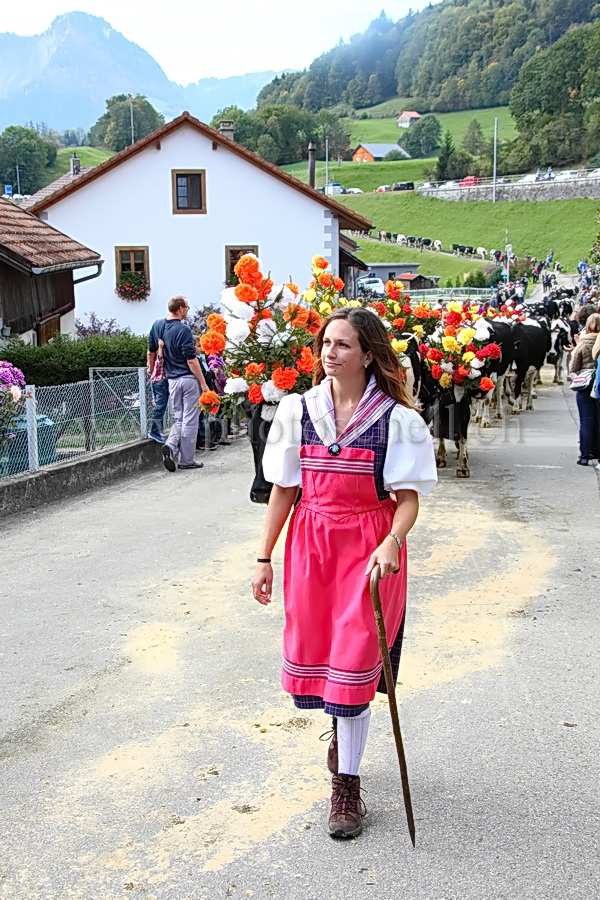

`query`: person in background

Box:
[570,313,600,466]
[147,338,168,443]
[593,331,600,473]
[148,296,209,472]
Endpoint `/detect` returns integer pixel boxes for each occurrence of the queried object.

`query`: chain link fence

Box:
[0,368,156,481]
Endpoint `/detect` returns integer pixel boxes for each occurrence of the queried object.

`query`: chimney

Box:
[308,141,316,188]
[218,119,235,141]
[70,154,81,176]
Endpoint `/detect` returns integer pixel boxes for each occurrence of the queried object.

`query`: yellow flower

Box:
[303,288,317,303]
[462,351,476,362]
[439,373,453,388]
[447,301,463,313]
[393,303,401,314]
[338,297,348,306]
[412,324,424,337]
[394,281,404,291]
[442,335,460,353]
[457,327,476,345]
[348,299,362,307]
[319,301,332,315]
[313,268,324,277]
[486,308,496,317]
[391,339,409,353]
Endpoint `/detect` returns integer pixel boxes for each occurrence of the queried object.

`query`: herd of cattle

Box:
[403,288,577,478]
[376,231,517,261]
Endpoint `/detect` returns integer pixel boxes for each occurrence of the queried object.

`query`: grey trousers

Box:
[165,376,200,466]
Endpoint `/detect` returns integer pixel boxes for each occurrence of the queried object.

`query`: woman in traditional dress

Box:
[251,307,437,839]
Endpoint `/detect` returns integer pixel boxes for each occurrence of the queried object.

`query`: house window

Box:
[115,246,150,282]
[172,170,206,213]
[225,245,259,284]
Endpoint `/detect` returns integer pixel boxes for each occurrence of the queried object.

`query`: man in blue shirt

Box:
[148,296,209,471]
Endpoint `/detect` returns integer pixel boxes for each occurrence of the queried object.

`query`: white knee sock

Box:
[337,707,371,777]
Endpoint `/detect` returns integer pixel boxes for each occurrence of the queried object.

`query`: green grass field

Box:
[338,193,597,271]
[42,146,114,187]
[344,105,516,147]
[354,239,488,283]
[281,159,434,191]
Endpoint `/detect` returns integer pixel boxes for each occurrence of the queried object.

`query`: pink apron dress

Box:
[281,396,407,712]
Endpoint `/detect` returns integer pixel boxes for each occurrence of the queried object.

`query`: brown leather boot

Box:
[328,774,366,839]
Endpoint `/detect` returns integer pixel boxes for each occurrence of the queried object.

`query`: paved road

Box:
[1,374,599,900]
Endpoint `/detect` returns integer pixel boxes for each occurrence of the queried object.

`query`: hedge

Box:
[2,334,148,385]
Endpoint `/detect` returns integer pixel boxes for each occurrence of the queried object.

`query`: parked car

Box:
[518,173,538,184]
[554,170,580,182]
[587,168,600,179]
[392,181,415,191]
[459,175,482,187]
[418,181,434,192]
[357,276,386,296]
[375,185,391,192]
[345,187,363,194]
[323,183,346,195]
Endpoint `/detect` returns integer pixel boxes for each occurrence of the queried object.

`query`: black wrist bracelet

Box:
[257,558,271,563]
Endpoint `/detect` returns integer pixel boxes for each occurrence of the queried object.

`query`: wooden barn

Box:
[0,199,101,344]
[352,143,411,162]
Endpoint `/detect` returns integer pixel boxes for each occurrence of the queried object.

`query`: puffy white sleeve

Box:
[383,405,437,496]
[262,393,303,488]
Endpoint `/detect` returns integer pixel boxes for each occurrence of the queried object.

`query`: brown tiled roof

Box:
[0,198,101,271]
[25,111,372,233]
[21,167,93,210]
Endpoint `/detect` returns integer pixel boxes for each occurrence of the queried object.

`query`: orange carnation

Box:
[479,377,495,392]
[234,283,259,303]
[296,346,317,375]
[200,330,226,355]
[306,309,322,334]
[199,390,221,414]
[234,254,260,282]
[258,278,274,300]
[333,277,344,291]
[206,313,226,334]
[247,383,265,404]
[261,309,273,319]
[313,256,328,270]
[318,273,333,289]
[286,282,299,297]
[393,317,406,330]
[445,325,456,337]
[272,366,299,390]
[284,304,310,328]
[414,305,429,319]
[245,362,266,378]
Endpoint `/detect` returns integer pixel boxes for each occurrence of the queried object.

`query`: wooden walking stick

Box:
[370,563,416,846]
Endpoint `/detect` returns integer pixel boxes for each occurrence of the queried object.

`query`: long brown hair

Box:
[312,307,417,409]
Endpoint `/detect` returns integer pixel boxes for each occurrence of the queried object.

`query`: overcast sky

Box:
[5,0,427,83]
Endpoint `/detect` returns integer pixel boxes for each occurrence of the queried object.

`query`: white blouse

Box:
[262,392,438,496]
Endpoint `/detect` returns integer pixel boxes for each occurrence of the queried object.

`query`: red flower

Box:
[465,342,477,353]
[446,311,463,327]
[431,365,443,380]
[402,304,412,314]
[479,377,495,392]
[427,348,444,362]
[272,367,299,390]
[261,309,273,319]
[393,317,406,330]
[318,273,333,288]
[458,365,470,377]
[476,347,490,359]
[374,302,386,317]
[487,343,502,359]
[452,371,465,384]
[248,383,264,404]
[333,277,344,291]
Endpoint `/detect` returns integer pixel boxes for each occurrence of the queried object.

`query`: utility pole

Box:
[15,165,21,195]
[128,95,135,145]
[492,117,498,203]
[325,137,329,189]
[505,228,511,284]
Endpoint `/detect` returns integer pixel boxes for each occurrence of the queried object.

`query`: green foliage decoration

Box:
[2,334,148,386]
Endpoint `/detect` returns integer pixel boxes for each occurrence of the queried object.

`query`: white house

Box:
[25,112,371,334]
[397,111,421,128]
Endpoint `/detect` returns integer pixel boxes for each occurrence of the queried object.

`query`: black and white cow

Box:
[511,318,551,412]
[547,318,574,384]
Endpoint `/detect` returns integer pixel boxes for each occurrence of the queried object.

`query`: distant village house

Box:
[352,143,411,162]
[0,199,101,344]
[397,111,421,128]
[24,113,371,333]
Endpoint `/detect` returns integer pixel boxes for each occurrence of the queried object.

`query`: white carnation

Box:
[221,289,255,322]
[261,380,287,404]
[9,385,22,401]
[261,403,279,421]
[256,319,278,344]
[224,377,249,395]
[470,357,484,369]
[441,362,454,373]
[226,319,251,343]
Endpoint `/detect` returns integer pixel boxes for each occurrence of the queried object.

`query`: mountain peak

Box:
[49,11,115,34]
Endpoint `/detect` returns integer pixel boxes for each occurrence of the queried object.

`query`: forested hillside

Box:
[258,0,597,114]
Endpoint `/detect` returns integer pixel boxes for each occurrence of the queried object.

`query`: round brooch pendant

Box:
[328,442,341,456]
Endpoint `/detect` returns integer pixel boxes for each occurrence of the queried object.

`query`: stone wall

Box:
[420,179,600,203]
